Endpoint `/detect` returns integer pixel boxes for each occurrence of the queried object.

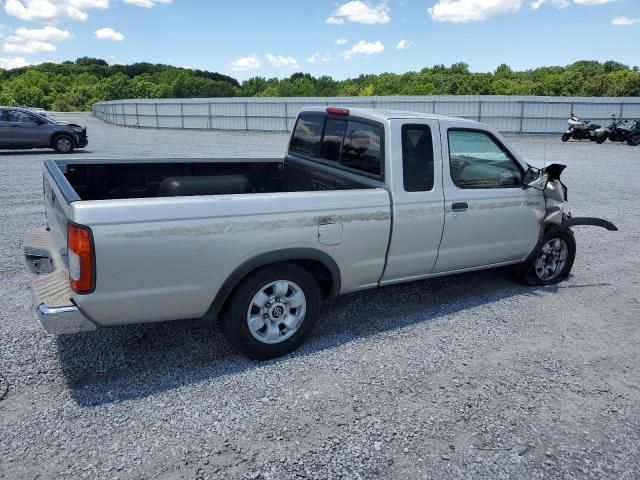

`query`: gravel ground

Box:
[0,115,639,480]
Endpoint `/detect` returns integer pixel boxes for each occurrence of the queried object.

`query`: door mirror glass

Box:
[523,165,548,191]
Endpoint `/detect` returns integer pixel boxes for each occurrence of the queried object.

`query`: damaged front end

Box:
[526,163,618,232]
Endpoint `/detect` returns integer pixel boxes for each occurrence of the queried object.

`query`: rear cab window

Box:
[289,113,384,179]
[289,115,324,157]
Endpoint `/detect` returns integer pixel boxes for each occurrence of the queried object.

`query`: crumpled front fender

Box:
[541,164,618,232]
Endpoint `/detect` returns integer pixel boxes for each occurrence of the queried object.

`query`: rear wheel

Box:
[515,229,576,286]
[53,135,75,154]
[221,264,320,360]
[627,132,640,146]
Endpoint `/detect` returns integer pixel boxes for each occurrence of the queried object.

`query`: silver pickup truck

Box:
[24,107,616,359]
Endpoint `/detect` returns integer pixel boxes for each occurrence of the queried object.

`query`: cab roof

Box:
[299,106,481,125]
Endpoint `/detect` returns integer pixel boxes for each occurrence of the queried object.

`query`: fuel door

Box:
[318,222,343,246]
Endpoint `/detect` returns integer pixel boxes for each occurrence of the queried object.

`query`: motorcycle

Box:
[624,120,640,146]
[600,115,633,144]
[561,114,607,142]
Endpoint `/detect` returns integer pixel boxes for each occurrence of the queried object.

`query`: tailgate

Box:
[23,160,96,334]
[42,160,78,250]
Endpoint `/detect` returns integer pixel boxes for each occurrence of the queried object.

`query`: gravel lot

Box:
[1,115,638,480]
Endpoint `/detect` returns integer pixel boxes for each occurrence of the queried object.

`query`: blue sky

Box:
[1,0,639,79]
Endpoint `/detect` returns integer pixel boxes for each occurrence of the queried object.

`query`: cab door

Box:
[433,126,544,273]
[381,119,445,284]
[6,110,48,147]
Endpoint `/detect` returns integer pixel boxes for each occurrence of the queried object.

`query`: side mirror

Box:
[526,173,549,191]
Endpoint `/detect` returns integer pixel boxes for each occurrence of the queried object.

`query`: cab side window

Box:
[402,125,434,192]
[9,111,37,123]
[448,130,522,188]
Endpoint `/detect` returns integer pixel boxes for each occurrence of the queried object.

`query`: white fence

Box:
[92,95,640,134]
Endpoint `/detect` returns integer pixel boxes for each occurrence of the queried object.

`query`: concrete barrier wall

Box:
[93,96,640,134]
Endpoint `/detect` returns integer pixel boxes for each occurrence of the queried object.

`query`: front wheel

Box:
[627,132,640,146]
[221,264,320,360]
[596,134,608,144]
[561,132,572,142]
[514,229,576,286]
[53,135,75,154]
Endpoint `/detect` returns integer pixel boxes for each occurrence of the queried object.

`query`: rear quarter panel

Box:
[69,189,391,326]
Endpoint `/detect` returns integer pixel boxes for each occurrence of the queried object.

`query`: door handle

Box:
[452,202,468,212]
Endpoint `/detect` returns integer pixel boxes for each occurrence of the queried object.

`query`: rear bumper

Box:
[36,303,95,335]
[24,228,96,335]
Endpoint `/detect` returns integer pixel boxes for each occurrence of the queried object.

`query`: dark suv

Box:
[0,107,88,153]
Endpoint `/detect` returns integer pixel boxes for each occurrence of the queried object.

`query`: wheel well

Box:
[207,251,341,319]
[222,261,335,312]
[286,260,333,299]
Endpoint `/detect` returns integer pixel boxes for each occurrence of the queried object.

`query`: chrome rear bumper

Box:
[37,303,95,335]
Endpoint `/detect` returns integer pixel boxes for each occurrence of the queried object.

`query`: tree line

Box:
[1,57,639,111]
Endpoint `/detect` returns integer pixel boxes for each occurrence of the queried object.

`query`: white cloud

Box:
[228,54,260,71]
[0,56,31,69]
[308,51,334,63]
[95,27,125,41]
[531,0,568,8]
[326,16,345,24]
[428,0,525,23]
[4,0,109,23]
[266,54,298,69]
[2,26,71,54]
[533,0,615,9]
[13,26,71,41]
[611,15,639,25]
[327,1,390,24]
[574,0,616,4]
[343,40,384,59]
[396,39,413,50]
[335,38,348,45]
[122,0,172,7]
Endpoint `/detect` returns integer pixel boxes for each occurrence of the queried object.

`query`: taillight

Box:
[67,222,94,294]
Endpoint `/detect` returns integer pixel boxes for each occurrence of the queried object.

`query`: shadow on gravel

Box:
[57,268,548,407]
[0,150,89,156]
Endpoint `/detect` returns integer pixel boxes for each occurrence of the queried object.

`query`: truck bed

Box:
[56,157,373,201]
[39,157,392,327]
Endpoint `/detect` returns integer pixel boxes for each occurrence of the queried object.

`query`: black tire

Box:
[220,263,320,360]
[514,228,576,286]
[596,134,608,144]
[52,135,75,154]
[561,132,572,142]
[627,132,640,146]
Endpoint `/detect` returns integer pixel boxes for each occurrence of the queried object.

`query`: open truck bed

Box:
[56,156,372,201]
[28,155,392,334]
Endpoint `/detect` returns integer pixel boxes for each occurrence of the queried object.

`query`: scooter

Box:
[561,114,607,142]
